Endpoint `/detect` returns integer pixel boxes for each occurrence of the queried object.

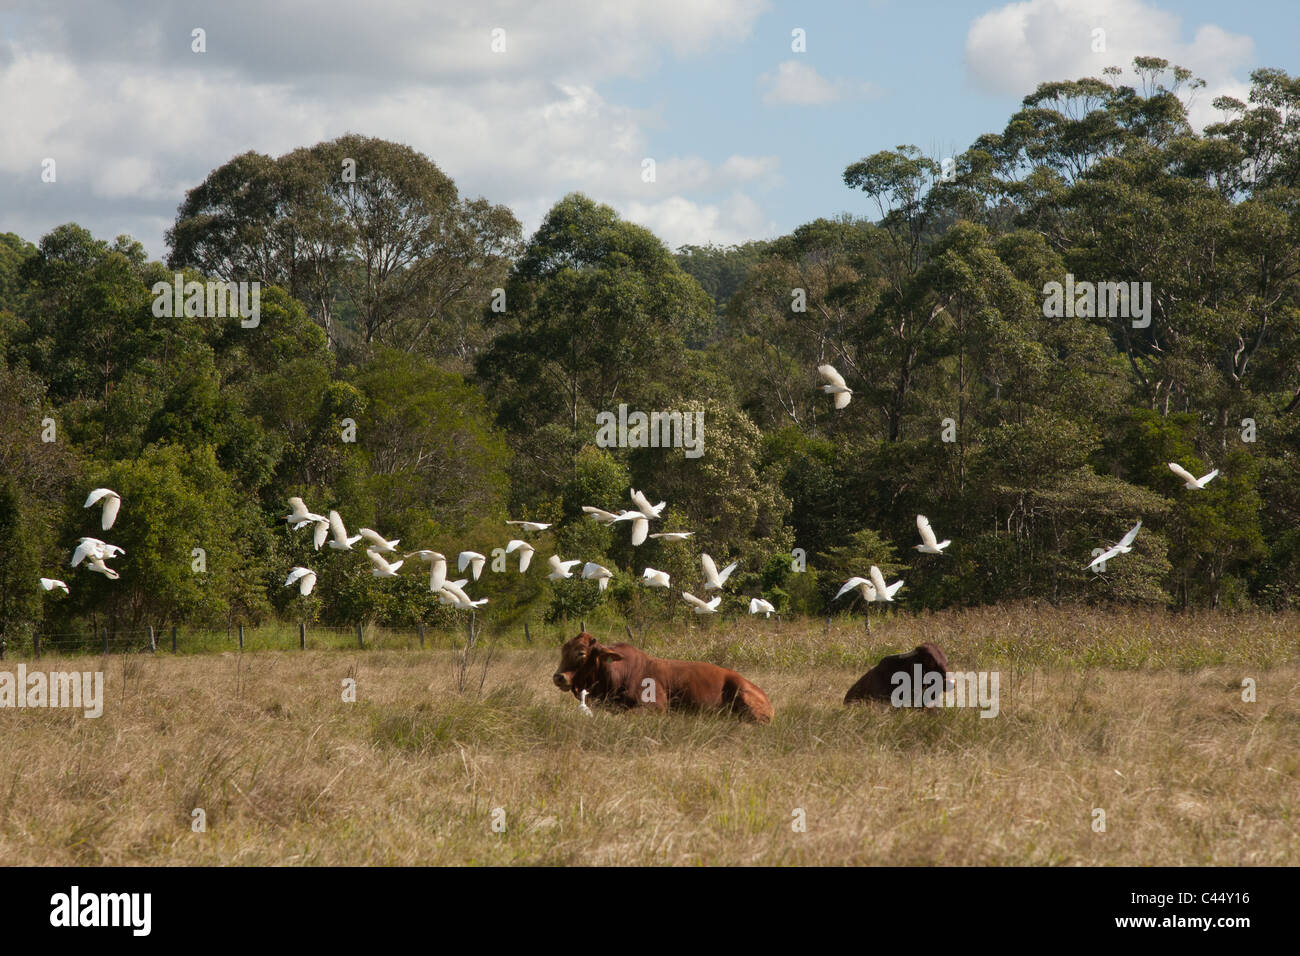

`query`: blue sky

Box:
[1,0,1297,258]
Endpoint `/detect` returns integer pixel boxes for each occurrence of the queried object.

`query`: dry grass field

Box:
[2,605,1297,865]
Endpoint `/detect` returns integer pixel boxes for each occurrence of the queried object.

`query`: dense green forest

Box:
[2,58,1299,641]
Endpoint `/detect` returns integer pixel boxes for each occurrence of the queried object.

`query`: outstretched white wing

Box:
[429,555,447,591]
[1117,520,1142,550]
[630,488,665,518]
[835,577,869,601]
[582,506,620,524]
[817,364,846,388]
[700,553,720,588]
[328,510,351,546]
[869,565,892,601]
[367,551,403,576]
[1086,545,1122,571]
[359,528,398,552]
[917,514,939,549]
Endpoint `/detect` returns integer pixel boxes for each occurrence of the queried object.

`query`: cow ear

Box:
[595,648,623,663]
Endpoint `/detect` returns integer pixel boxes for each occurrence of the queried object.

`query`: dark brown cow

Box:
[553,632,774,724]
[844,642,949,706]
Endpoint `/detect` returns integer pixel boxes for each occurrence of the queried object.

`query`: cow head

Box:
[914,642,949,675]
[553,632,596,691]
[553,632,622,693]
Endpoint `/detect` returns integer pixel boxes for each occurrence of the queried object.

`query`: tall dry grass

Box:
[1,605,1296,865]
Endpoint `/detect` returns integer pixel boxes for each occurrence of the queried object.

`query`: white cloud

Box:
[620,191,778,248]
[759,60,882,106]
[965,0,1254,130]
[0,0,778,255]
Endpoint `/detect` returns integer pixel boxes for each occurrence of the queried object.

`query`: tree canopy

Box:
[6,61,1300,643]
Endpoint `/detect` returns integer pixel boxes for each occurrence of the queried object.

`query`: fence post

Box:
[0,639,5,660]
[580,619,586,634]
[148,625,156,654]
[299,622,306,650]
[238,624,244,651]
[523,621,531,644]
[625,624,634,643]
[356,623,364,649]
[171,626,178,653]
[418,623,424,649]
[102,628,108,655]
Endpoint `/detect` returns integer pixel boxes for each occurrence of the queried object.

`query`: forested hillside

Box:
[3,58,1299,640]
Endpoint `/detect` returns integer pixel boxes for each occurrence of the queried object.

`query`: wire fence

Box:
[0,618,588,659]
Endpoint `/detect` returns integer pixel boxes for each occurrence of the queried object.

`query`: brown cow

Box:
[552,632,774,724]
[844,642,949,707]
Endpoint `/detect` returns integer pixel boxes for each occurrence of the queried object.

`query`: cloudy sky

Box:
[1,0,1296,259]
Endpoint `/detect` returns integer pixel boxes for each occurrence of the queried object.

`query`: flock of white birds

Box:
[33,365,1220,617]
[276,487,778,618]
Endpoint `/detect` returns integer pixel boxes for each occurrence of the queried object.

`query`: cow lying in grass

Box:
[553,632,774,724]
[844,642,949,706]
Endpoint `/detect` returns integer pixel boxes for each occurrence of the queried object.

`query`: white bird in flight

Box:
[359,528,401,553]
[284,567,317,596]
[327,511,362,550]
[547,555,581,580]
[649,531,694,542]
[641,567,671,588]
[749,597,775,618]
[367,551,404,578]
[700,553,738,590]
[582,562,613,591]
[405,550,448,591]
[914,514,951,554]
[506,520,551,532]
[439,580,488,609]
[505,539,535,572]
[682,592,721,614]
[1168,462,1219,490]
[817,364,852,410]
[435,578,469,604]
[71,537,124,567]
[458,551,486,581]
[40,577,70,594]
[283,496,326,528]
[1086,520,1142,572]
[84,488,121,530]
